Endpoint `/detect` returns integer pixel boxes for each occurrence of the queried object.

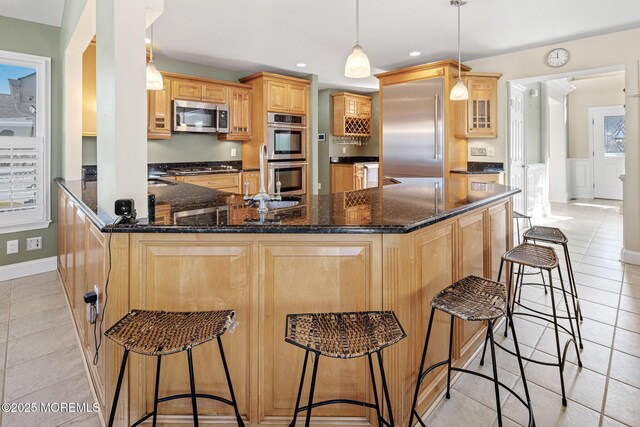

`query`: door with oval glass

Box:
[590,106,625,200]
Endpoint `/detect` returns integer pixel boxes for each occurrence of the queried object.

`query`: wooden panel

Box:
[128,236,252,421]
[457,211,487,349]
[57,189,67,282]
[266,80,288,113]
[345,96,359,116]
[219,88,252,141]
[359,99,372,118]
[455,73,501,139]
[241,171,260,195]
[72,208,87,332]
[202,83,228,104]
[181,173,240,191]
[82,41,97,136]
[489,201,509,281]
[287,84,307,115]
[172,79,202,101]
[147,77,172,140]
[64,197,76,297]
[330,164,355,193]
[259,238,381,424]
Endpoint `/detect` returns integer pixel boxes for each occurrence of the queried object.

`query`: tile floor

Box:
[0,271,102,427]
[424,199,640,426]
[0,199,637,426]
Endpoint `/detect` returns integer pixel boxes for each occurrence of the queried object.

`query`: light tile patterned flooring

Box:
[424,199,640,427]
[1,199,638,426]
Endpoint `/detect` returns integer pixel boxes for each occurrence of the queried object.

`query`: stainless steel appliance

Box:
[173,100,229,134]
[355,162,379,189]
[267,112,306,160]
[268,161,307,195]
[173,205,229,225]
[382,77,444,177]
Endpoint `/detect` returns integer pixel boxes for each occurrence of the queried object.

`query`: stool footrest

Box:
[494,337,574,369]
[513,303,579,328]
[130,393,239,427]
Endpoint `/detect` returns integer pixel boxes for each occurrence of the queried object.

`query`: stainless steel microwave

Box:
[173,100,229,134]
[268,161,307,195]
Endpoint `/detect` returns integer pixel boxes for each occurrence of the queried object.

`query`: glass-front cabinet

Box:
[455,72,501,139]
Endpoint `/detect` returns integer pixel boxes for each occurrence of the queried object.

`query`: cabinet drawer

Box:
[181,173,240,191]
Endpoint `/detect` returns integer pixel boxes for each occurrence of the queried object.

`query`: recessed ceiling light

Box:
[145,38,151,44]
[296,63,307,68]
[409,51,422,57]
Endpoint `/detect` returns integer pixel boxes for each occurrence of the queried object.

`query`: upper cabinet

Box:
[147,77,172,140]
[172,79,229,104]
[331,92,372,137]
[266,79,308,115]
[218,87,252,141]
[455,72,501,139]
[82,41,97,137]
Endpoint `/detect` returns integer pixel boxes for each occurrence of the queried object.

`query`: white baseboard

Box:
[621,249,640,266]
[0,256,57,281]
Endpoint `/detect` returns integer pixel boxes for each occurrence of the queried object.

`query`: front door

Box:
[591,106,625,200]
[508,83,527,214]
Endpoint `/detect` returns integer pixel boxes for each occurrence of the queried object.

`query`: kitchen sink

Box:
[265,200,299,209]
[148,178,177,187]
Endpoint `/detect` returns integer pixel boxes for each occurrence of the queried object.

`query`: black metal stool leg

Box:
[368,353,383,427]
[304,353,320,427]
[187,349,199,427]
[548,272,568,407]
[289,350,310,427]
[446,315,454,399]
[480,325,490,366]
[557,269,584,360]
[516,264,525,304]
[504,260,515,337]
[563,244,583,322]
[409,307,436,426]
[152,356,162,427]
[217,337,244,426]
[108,349,129,427]
[507,302,536,427]
[487,320,503,427]
[376,351,395,427]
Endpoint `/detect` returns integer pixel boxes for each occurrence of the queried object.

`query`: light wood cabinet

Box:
[202,82,228,104]
[332,92,372,137]
[82,41,97,137]
[331,163,356,193]
[177,172,241,193]
[172,79,229,105]
[241,170,260,195]
[266,79,308,114]
[455,73,501,139]
[219,88,252,141]
[147,77,172,140]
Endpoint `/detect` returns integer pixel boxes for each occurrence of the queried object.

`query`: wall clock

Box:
[546,48,570,68]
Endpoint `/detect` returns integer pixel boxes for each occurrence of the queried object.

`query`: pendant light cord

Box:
[457,2,461,78]
[149,25,154,63]
[355,0,360,44]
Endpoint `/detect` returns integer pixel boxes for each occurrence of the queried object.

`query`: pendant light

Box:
[344,0,371,78]
[146,24,163,90]
[450,0,469,101]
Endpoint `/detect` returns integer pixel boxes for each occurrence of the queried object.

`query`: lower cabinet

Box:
[241,171,260,195]
[176,172,241,193]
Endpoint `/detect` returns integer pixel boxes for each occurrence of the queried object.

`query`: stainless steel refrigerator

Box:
[382,77,444,177]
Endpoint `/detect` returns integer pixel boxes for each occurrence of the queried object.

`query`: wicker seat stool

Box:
[408,276,535,427]
[105,309,244,427]
[285,311,406,427]
[524,225,584,334]
[513,211,549,297]
[490,242,582,406]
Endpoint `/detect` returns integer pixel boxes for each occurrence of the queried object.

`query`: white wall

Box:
[465,27,640,261]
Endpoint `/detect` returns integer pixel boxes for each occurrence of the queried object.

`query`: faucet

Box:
[244,143,281,216]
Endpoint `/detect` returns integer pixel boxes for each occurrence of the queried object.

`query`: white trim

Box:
[568,158,592,199]
[0,256,57,280]
[622,249,640,266]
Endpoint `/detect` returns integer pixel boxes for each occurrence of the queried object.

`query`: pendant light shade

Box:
[345,43,371,78]
[450,0,468,101]
[146,25,163,90]
[344,0,371,78]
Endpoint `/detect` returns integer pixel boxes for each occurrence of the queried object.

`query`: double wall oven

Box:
[266,112,307,194]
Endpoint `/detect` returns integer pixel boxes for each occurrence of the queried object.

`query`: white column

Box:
[95,0,149,219]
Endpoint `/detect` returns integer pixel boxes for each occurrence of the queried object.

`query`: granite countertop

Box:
[56,176,519,234]
[330,156,379,164]
[450,169,504,175]
[450,161,504,174]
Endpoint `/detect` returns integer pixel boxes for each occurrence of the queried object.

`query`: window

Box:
[604,115,625,156]
[0,50,51,233]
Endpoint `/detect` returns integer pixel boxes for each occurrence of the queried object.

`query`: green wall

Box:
[0,16,62,267]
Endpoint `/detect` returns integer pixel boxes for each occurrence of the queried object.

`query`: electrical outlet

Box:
[486,147,495,157]
[342,147,346,154]
[318,183,322,190]
[470,147,487,156]
[26,236,42,251]
[7,240,18,254]
[231,148,237,157]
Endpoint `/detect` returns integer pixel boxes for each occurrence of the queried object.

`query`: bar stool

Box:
[524,225,584,327]
[513,211,548,297]
[495,243,582,406]
[105,309,244,427]
[285,311,406,427]
[409,275,534,427]
[513,211,533,245]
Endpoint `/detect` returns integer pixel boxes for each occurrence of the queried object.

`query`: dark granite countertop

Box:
[450,169,504,175]
[330,156,379,164]
[55,176,519,234]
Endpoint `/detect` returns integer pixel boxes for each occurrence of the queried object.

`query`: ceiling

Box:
[2,0,640,90]
[0,0,65,27]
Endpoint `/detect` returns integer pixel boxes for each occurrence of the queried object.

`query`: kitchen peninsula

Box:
[56,176,517,426]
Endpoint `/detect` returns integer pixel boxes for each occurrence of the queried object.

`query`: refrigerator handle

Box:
[434,95,440,160]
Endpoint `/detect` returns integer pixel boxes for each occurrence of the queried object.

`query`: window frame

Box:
[0,49,52,234]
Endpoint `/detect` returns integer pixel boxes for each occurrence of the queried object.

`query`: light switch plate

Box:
[7,240,18,254]
[231,148,237,157]
[470,147,487,156]
[486,147,495,156]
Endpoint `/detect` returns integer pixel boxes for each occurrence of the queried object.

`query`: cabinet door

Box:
[231,89,251,137]
[359,99,372,118]
[267,80,289,112]
[331,164,355,193]
[147,78,172,139]
[344,96,359,117]
[82,42,97,136]
[202,83,228,104]
[288,84,308,114]
[172,79,202,101]
[241,171,260,195]
[466,77,498,138]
